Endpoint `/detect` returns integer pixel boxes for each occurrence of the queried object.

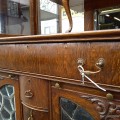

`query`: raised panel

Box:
[22,105,49,120]
[20,76,49,110]
[0,42,119,86]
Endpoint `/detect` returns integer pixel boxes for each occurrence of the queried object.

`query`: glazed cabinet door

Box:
[51,83,120,120]
[0,75,22,120]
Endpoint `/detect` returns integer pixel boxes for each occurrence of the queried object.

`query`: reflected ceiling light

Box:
[105,14,110,17]
[114,17,120,21]
[101,8,120,14]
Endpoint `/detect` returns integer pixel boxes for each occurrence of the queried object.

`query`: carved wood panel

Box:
[81,95,120,120]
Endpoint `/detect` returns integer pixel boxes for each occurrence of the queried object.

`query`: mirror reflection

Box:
[94,6,120,30]
[0,0,30,35]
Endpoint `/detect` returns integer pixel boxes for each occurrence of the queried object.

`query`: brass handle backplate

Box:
[106,93,114,101]
[54,83,60,89]
[25,90,33,98]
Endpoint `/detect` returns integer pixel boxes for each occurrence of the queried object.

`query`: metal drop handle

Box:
[25,90,33,98]
[78,58,105,75]
[77,58,106,92]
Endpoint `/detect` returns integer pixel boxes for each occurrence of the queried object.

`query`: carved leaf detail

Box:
[81,95,120,120]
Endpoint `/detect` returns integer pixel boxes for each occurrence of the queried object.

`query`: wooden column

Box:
[30,0,39,35]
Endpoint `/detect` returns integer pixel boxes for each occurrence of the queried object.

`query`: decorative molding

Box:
[0,67,120,93]
[0,74,18,80]
[81,95,120,120]
[0,30,120,44]
[22,102,48,112]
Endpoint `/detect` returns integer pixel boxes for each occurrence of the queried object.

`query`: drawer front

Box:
[22,105,49,120]
[0,42,119,86]
[20,76,49,109]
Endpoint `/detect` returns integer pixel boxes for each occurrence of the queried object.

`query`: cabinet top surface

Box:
[0,30,120,44]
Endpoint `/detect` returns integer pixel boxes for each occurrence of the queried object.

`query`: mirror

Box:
[94,6,120,30]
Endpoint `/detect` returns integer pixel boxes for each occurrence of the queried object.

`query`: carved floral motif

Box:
[81,95,120,120]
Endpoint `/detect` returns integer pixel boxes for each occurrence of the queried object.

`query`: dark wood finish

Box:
[84,0,120,30]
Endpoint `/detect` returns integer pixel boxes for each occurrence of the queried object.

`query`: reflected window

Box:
[0,0,30,35]
[39,0,59,34]
[39,0,84,35]
[94,6,120,30]
[0,85,16,120]
[60,98,94,120]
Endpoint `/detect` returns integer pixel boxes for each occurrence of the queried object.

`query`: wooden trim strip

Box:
[0,67,120,93]
[22,102,48,112]
[0,30,119,44]
[0,37,119,44]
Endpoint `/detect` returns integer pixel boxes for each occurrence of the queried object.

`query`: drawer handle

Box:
[25,90,33,98]
[78,65,106,92]
[78,58,105,75]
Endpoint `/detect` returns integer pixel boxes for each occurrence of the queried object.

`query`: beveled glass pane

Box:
[60,98,77,118]
[61,109,71,120]
[0,85,16,120]
[60,98,94,120]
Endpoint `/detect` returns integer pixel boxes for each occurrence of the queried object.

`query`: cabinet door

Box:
[51,86,120,120]
[22,105,49,120]
[0,77,22,120]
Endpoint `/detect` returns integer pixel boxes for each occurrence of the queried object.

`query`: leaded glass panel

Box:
[0,85,16,120]
[60,98,94,120]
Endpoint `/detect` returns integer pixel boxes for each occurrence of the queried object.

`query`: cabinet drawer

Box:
[20,76,49,109]
[22,104,49,120]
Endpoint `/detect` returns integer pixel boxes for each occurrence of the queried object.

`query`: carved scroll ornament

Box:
[81,95,120,120]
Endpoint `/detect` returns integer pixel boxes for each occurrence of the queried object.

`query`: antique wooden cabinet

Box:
[0,30,119,120]
[0,0,120,119]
